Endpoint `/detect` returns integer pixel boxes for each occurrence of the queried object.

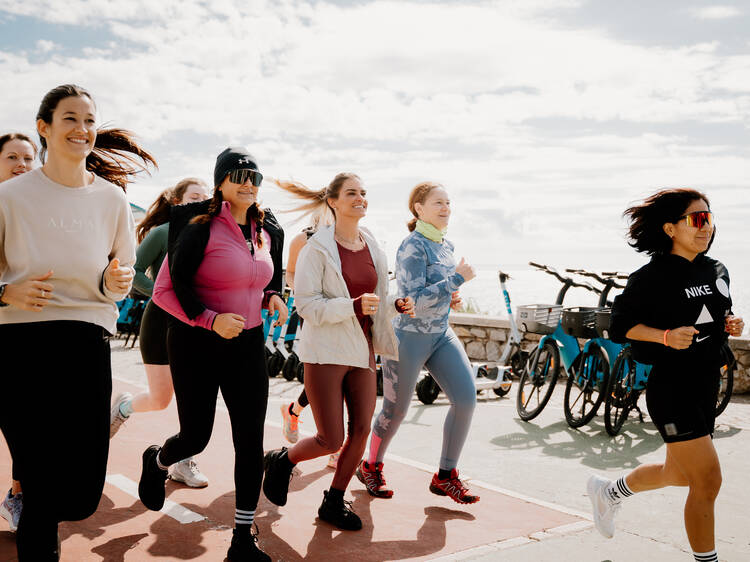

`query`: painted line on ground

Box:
[105,473,206,524]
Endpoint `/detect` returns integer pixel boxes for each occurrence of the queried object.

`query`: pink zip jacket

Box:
[153,201,274,331]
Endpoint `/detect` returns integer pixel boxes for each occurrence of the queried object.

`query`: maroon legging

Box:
[287,341,376,490]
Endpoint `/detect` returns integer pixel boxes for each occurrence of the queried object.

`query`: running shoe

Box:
[327,449,341,469]
[356,461,394,498]
[169,458,209,488]
[0,489,22,532]
[429,469,480,504]
[227,525,271,561]
[317,490,362,531]
[280,403,300,443]
[109,392,132,438]
[262,448,294,506]
[138,445,168,511]
[587,474,620,538]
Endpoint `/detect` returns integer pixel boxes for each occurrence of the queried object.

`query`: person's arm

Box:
[169,221,215,323]
[102,198,136,301]
[285,232,308,291]
[132,226,166,297]
[262,209,285,300]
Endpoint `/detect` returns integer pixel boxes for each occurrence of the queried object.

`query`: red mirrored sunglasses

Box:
[678,211,713,229]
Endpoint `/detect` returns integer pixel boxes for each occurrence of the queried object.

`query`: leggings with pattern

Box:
[370,327,476,470]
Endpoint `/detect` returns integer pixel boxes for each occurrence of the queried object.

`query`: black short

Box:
[645,362,720,443]
[139,300,169,365]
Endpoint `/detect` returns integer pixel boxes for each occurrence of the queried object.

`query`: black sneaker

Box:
[317,490,362,531]
[138,445,168,511]
[227,526,271,561]
[262,448,293,506]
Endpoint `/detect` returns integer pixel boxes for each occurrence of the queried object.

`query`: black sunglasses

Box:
[228,169,263,187]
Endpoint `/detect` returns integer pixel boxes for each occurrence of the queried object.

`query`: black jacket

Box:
[167,200,284,320]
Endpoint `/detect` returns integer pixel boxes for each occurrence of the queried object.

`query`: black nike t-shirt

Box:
[610,253,732,368]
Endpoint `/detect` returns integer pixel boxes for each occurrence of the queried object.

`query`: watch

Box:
[0,284,9,307]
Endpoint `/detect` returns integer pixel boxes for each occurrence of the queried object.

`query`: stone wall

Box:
[449,312,750,393]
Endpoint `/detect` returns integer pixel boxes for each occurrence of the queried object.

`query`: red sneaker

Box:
[356,461,394,498]
[429,469,480,504]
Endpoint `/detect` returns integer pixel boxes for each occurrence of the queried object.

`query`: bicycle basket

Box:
[595,308,611,339]
[516,304,563,335]
[561,307,600,339]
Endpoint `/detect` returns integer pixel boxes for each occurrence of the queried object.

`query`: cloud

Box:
[689,6,742,20]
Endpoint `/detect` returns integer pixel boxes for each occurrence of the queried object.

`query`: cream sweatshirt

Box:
[0,168,136,334]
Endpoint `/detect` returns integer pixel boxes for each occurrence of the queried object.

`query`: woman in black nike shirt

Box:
[587,189,744,562]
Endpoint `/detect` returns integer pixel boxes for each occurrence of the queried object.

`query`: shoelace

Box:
[370,467,386,487]
[188,461,200,475]
[289,415,300,431]
[342,498,355,513]
[445,475,472,498]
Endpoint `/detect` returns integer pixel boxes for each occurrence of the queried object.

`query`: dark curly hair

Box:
[624,188,714,256]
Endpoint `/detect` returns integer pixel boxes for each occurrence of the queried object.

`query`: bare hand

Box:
[2,270,54,311]
[666,326,699,350]
[268,295,288,327]
[104,258,134,294]
[360,293,380,316]
[450,291,463,311]
[396,296,416,317]
[725,315,745,337]
[213,313,245,339]
[456,257,476,283]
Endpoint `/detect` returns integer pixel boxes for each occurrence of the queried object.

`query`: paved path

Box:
[2,342,750,560]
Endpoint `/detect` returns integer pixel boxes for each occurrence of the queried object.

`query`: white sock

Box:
[119,399,134,418]
[604,476,634,504]
[693,550,718,562]
[235,508,255,527]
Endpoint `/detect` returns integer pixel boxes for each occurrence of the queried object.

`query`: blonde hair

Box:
[273,172,359,223]
[407,181,443,231]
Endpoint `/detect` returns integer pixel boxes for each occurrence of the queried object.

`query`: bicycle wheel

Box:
[281,353,299,381]
[296,360,304,383]
[516,340,560,421]
[564,343,609,428]
[416,374,441,405]
[604,347,637,436]
[716,359,735,417]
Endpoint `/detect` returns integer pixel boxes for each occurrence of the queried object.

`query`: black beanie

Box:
[213,147,259,187]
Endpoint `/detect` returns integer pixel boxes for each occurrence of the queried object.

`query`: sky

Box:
[1,0,748,295]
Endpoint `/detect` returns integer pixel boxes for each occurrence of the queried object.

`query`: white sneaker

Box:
[0,489,22,532]
[587,474,620,539]
[110,392,132,438]
[280,403,300,443]
[169,458,209,488]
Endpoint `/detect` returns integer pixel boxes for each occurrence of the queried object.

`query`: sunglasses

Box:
[228,169,263,187]
[678,211,713,229]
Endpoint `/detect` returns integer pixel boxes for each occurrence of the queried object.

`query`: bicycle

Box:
[515,262,602,422]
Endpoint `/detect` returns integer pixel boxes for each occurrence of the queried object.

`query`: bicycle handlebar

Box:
[565,268,626,289]
[529,262,601,295]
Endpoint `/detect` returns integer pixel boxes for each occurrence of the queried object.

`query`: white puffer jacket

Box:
[294,225,399,368]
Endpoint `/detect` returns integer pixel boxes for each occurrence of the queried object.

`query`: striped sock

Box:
[693,550,718,562]
[604,476,634,504]
[156,451,169,471]
[235,508,255,527]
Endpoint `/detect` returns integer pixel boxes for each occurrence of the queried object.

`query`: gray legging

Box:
[370,327,476,470]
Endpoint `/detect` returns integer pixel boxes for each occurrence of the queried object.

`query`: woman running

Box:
[0,132,37,534]
[109,178,210,488]
[262,173,415,531]
[360,181,480,504]
[591,188,744,562]
[139,147,285,561]
[0,84,154,561]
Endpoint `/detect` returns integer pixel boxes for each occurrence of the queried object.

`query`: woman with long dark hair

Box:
[0,85,155,560]
[109,178,210,488]
[140,148,285,561]
[360,181,479,504]
[262,173,414,531]
[0,132,37,535]
[592,189,744,562]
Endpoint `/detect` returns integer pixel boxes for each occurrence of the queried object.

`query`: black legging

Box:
[0,321,111,560]
[160,319,268,515]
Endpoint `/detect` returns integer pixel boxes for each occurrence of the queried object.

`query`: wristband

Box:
[663,329,670,347]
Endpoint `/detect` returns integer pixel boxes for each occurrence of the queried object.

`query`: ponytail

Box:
[273,173,357,223]
[137,177,206,242]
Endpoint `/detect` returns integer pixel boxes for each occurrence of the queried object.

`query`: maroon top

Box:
[338,242,378,335]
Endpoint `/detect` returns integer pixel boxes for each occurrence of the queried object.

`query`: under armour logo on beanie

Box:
[213,147,259,187]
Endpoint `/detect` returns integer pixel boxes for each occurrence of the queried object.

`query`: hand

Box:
[2,270,54,311]
[268,294,288,327]
[725,315,744,337]
[450,291,463,311]
[360,293,380,316]
[665,326,699,350]
[213,313,245,339]
[104,258,134,294]
[455,257,476,282]
[396,296,416,317]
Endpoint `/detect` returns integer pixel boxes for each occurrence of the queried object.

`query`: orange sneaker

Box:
[356,461,394,498]
[429,469,479,504]
[280,403,300,444]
